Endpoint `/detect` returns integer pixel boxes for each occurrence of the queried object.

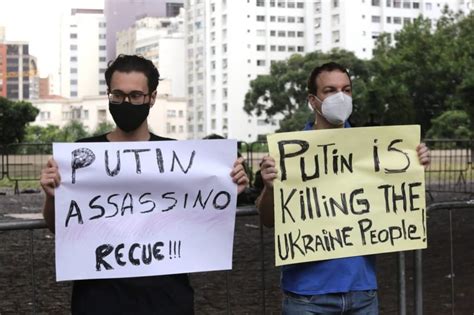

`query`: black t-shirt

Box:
[71,133,194,315]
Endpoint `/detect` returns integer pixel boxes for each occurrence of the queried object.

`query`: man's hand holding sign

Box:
[265,125,429,265]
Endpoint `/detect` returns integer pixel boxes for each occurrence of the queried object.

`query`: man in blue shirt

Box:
[256,62,430,314]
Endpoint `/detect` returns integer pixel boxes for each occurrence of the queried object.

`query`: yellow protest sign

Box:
[267,125,427,266]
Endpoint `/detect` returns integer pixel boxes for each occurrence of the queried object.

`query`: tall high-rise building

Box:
[186,0,306,141]
[105,0,184,60]
[59,9,107,98]
[0,41,39,100]
[185,0,472,141]
[116,12,185,97]
[310,0,473,59]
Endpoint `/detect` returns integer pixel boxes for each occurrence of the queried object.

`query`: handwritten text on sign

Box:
[267,125,426,266]
[53,140,237,281]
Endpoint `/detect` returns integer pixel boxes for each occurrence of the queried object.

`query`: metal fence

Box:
[0,139,471,195]
[1,201,473,314]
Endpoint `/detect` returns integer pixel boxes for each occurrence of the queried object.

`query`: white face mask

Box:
[314,92,353,126]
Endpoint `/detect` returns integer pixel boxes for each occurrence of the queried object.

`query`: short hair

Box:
[307,62,352,95]
[105,54,160,93]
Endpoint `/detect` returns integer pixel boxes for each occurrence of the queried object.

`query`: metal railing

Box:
[3,200,473,314]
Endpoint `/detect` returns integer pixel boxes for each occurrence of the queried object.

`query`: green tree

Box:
[92,121,115,136]
[244,49,371,132]
[369,10,474,135]
[425,110,472,139]
[59,121,90,142]
[0,97,39,144]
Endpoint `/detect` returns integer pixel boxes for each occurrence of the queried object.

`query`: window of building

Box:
[99,68,106,73]
[70,45,77,50]
[256,0,265,6]
[70,91,77,97]
[257,60,266,66]
[413,2,420,9]
[278,30,286,37]
[297,46,304,52]
[70,68,77,74]
[288,16,295,23]
[332,0,339,8]
[372,15,381,23]
[70,33,77,39]
[278,45,286,51]
[393,16,402,24]
[167,109,177,117]
[99,22,106,28]
[222,14,227,25]
[332,14,340,26]
[99,56,106,62]
[332,30,340,43]
[70,79,77,85]
[99,34,106,39]
[270,16,276,22]
[257,45,265,51]
[70,56,77,62]
[425,2,432,10]
[277,1,285,8]
[270,30,276,36]
[386,0,391,6]
[372,0,380,6]
[269,0,275,6]
[372,31,380,39]
[393,0,401,8]
[297,31,304,37]
[297,2,304,8]
[386,16,392,23]
[278,16,285,22]
[223,103,228,112]
[288,31,296,37]
[257,29,266,36]
[403,0,410,8]
[315,33,322,44]
[287,1,295,8]
[257,15,265,21]
[270,45,276,51]
[288,46,296,52]
[403,17,411,24]
[99,45,106,50]
[99,80,106,85]
[222,44,227,53]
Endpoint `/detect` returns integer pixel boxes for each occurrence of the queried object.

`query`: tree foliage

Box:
[0,97,39,144]
[244,10,474,135]
[25,121,90,143]
[370,9,474,135]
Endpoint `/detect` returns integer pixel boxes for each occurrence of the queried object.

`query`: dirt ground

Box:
[0,190,472,314]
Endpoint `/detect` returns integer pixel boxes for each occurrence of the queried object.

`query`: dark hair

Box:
[105,54,160,93]
[307,62,351,95]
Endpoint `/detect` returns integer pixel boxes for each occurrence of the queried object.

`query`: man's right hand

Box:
[40,157,60,198]
[260,155,278,189]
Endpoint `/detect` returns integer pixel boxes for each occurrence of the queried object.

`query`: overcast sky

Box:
[0,0,104,77]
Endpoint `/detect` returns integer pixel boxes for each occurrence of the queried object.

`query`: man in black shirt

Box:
[40,55,249,314]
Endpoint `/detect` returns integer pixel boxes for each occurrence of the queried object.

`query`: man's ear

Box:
[150,91,157,107]
[308,95,318,112]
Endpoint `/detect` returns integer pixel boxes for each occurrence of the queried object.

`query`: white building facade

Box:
[59,9,108,98]
[185,0,472,142]
[32,92,188,140]
[116,13,186,98]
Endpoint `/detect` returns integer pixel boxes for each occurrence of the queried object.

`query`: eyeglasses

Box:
[108,91,150,105]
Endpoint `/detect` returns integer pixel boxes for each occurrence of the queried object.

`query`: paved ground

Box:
[0,190,472,314]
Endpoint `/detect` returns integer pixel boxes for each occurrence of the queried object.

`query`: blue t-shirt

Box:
[281,121,377,295]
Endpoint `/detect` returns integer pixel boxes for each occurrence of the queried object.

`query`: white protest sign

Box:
[53,139,237,281]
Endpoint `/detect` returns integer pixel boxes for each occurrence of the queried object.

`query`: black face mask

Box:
[109,102,150,132]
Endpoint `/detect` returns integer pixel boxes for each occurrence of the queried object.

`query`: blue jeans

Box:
[282,290,378,315]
